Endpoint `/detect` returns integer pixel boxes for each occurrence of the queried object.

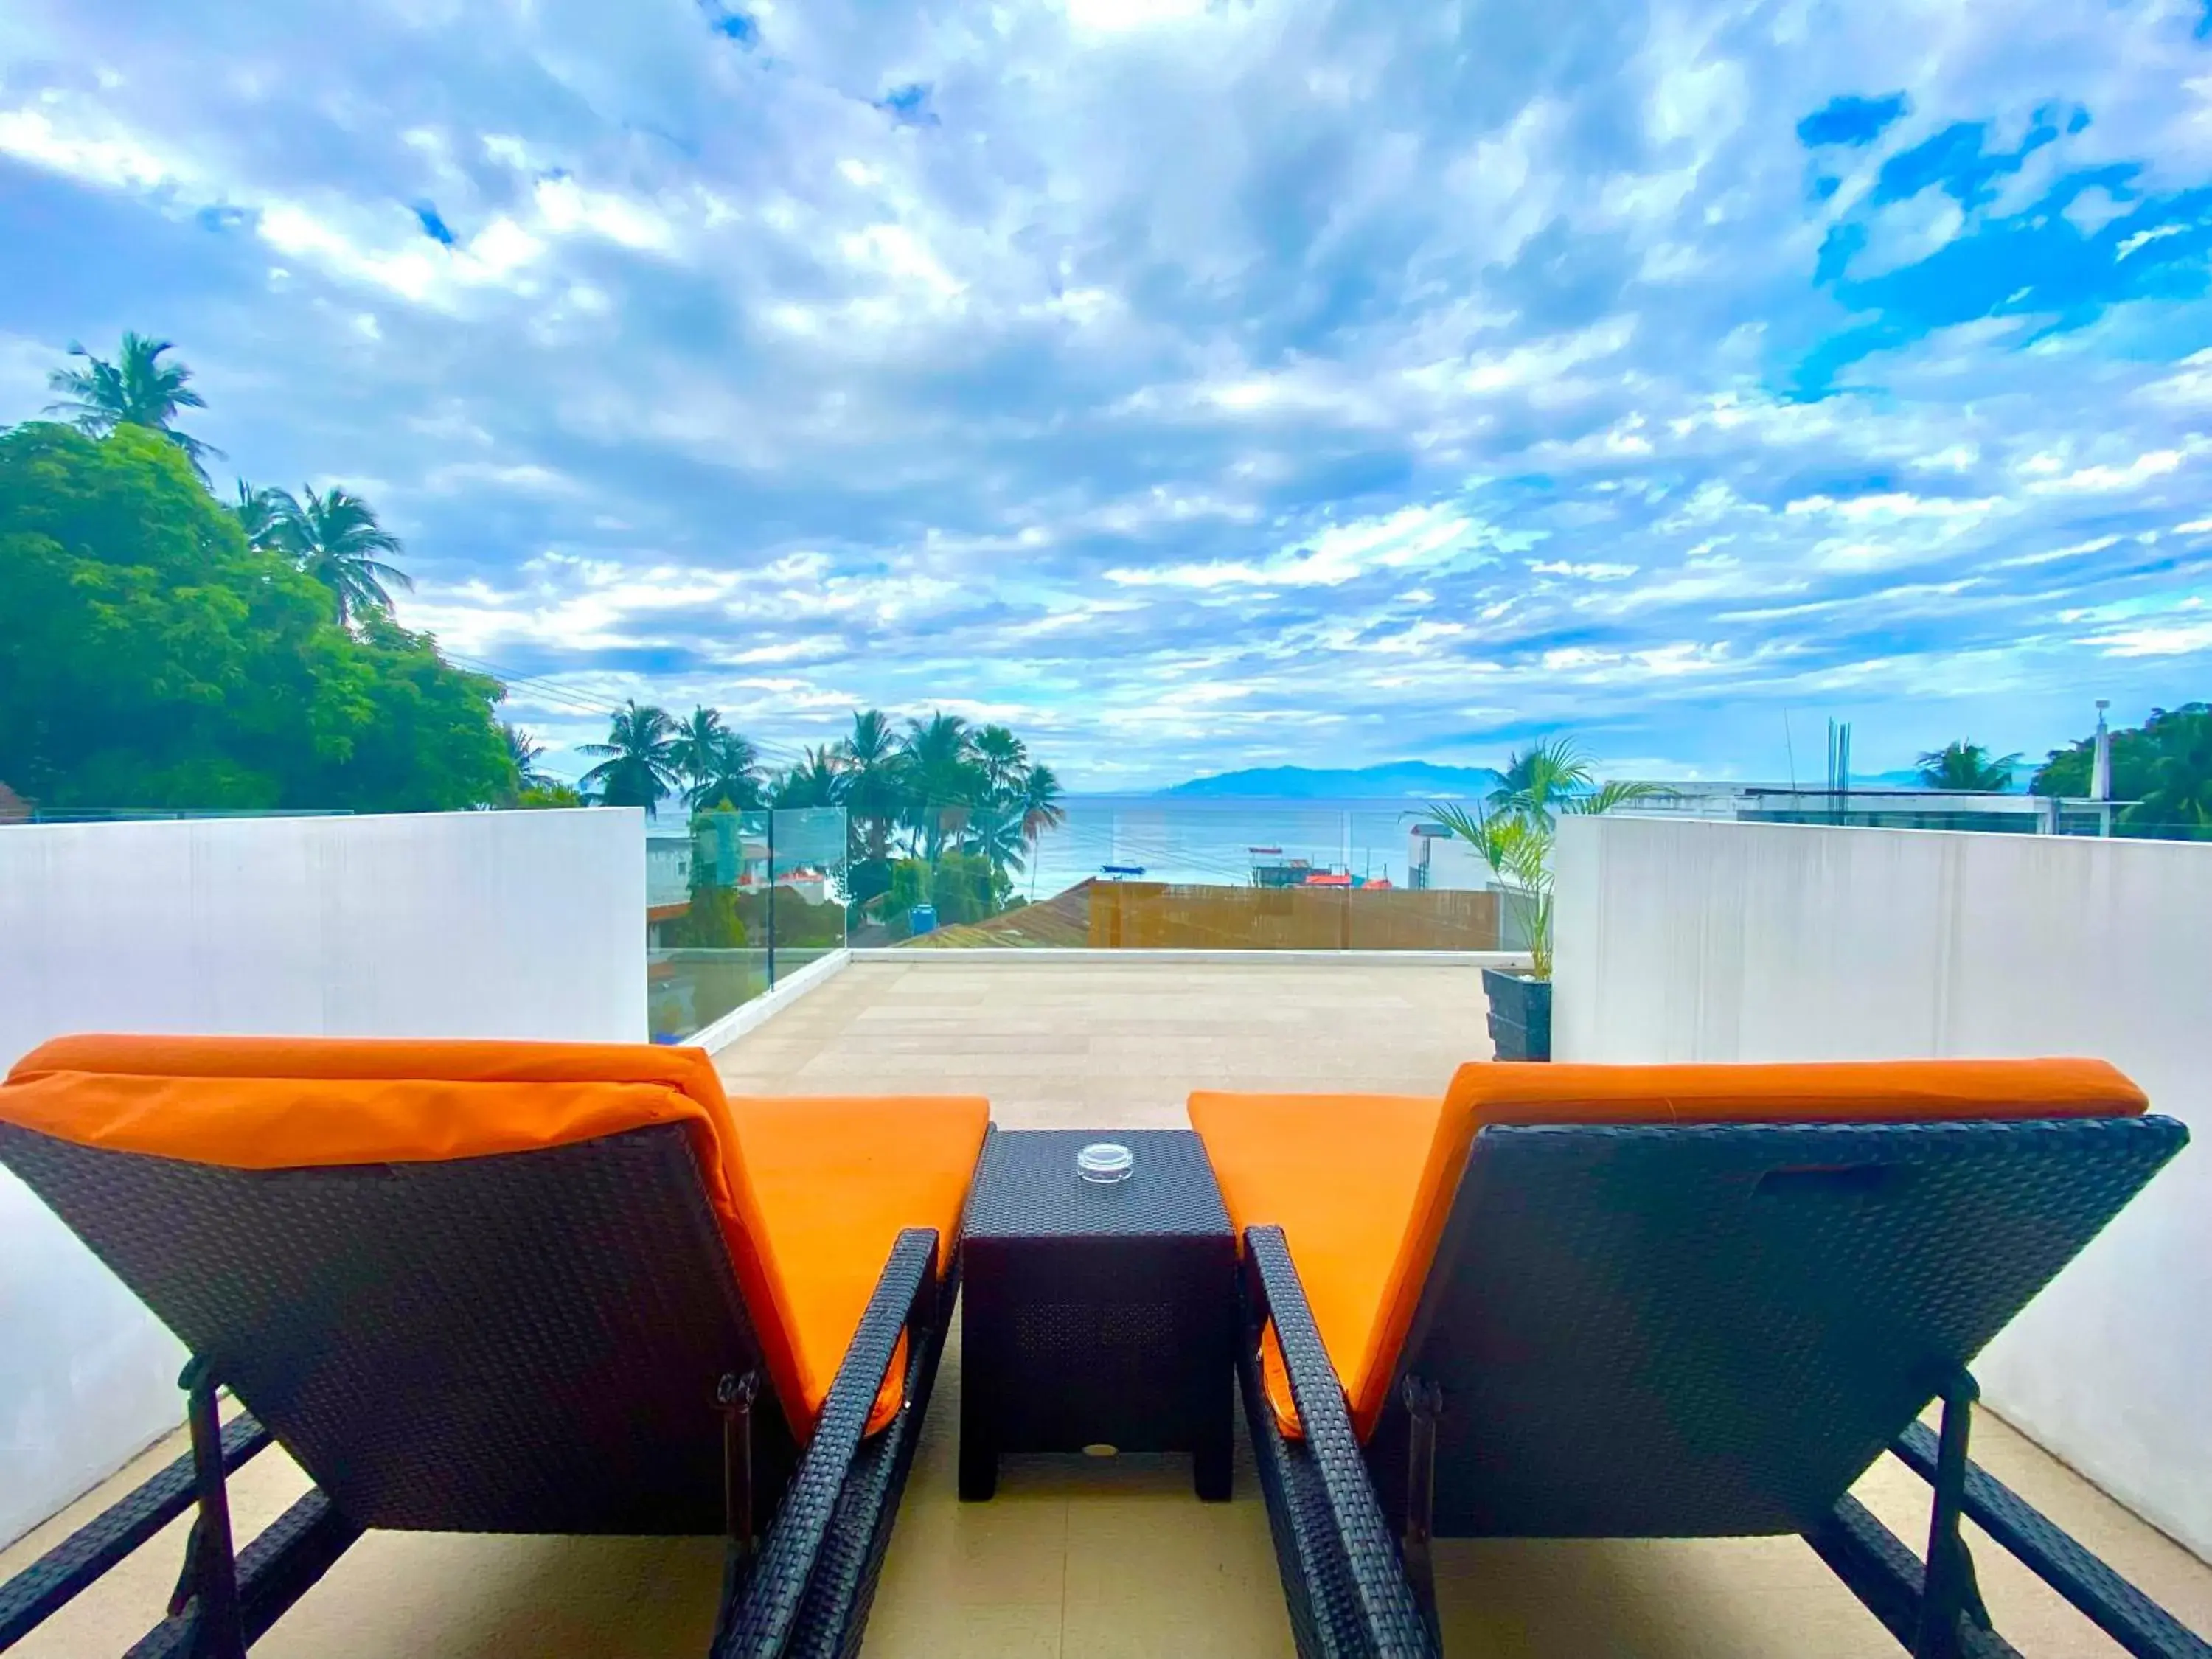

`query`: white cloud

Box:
[1784,492,1998,521]
[2028,450,2184,493]
[2084,618,2212,657]
[1106,503,1492,588]
[1997,534,2121,568]
[1531,560,1638,580]
[2116,223,2185,260]
[0,104,179,190]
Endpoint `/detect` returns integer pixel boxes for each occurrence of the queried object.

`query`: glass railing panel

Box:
[647,804,849,1040]
[766,804,849,973]
[879,796,1513,951]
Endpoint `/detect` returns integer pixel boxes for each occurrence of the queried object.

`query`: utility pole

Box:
[765,809,778,989]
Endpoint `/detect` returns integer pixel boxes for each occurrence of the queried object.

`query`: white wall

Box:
[1554,815,2212,1561]
[0,808,645,1546]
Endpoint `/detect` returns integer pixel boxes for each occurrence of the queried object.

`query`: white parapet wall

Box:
[1554,814,2212,1562]
[0,807,646,1546]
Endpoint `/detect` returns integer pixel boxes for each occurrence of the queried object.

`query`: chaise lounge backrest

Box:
[1372,1060,2187,1540]
[0,1034,983,1536]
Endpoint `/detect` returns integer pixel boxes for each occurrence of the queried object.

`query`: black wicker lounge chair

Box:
[1191,1060,2202,1659]
[0,1034,989,1659]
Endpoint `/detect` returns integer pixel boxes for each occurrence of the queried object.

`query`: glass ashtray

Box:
[1077,1141,1134,1183]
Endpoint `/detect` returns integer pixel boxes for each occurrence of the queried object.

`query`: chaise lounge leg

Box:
[719,1370,761,1561]
[709,1369,763,1655]
[171,1358,246,1659]
[1402,1375,1444,1652]
[1913,1374,1992,1659]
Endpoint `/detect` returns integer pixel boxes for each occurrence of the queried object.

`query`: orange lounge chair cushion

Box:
[1,1034,988,1439]
[732,1091,989,1420]
[1192,1057,2147,1441]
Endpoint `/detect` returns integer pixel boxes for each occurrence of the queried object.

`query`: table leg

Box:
[959,1412,997,1501]
[1194,1361,1233,1501]
[959,1300,997,1501]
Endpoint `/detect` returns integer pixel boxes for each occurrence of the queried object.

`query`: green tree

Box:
[578,700,678,813]
[2036,704,2212,837]
[515,782,584,808]
[699,728,764,810]
[771,745,841,808]
[931,851,998,923]
[269,485,412,625]
[1016,761,1067,897]
[963,804,1028,879]
[1916,740,2021,791]
[232,480,286,553]
[0,422,509,811]
[669,707,729,805]
[886,858,931,923]
[973,725,1027,797]
[664,880,747,948]
[898,712,978,860]
[288,611,515,810]
[1018,761,1066,851]
[2135,711,2212,833]
[833,708,902,863]
[502,722,557,796]
[46,334,219,480]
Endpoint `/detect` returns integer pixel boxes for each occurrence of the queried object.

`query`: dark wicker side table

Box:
[959,1127,1236,1502]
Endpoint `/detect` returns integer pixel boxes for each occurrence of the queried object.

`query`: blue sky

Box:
[4,0,2212,789]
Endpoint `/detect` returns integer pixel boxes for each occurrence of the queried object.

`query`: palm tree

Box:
[1017,762,1067,897]
[963,805,1029,878]
[771,747,841,809]
[502,723,554,793]
[698,728,764,810]
[669,707,729,805]
[898,712,978,860]
[231,481,290,554]
[578,700,679,813]
[274,486,413,625]
[1916,740,2022,792]
[1433,739,1660,979]
[973,726,1028,799]
[45,333,220,478]
[1487,737,1599,830]
[833,709,902,862]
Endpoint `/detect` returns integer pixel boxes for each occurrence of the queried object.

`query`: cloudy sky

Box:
[4,0,2211,788]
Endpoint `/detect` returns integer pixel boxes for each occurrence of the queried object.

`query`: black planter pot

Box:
[1483,966,1553,1062]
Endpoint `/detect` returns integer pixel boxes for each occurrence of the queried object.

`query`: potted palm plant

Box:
[1429,740,1658,1062]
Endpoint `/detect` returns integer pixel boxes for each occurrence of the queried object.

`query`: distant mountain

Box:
[1160,762,1503,799]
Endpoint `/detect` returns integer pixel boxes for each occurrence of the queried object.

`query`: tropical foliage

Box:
[1916,740,2022,792]
[580,700,1066,919]
[1430,737,1661,979]
[46,334,219,480]
[504,722,554,793]
[0,421,512,812]
[578,700,681,810]
[502,723,581,805]
[2033,703,2212,838]
[236,484,414,625]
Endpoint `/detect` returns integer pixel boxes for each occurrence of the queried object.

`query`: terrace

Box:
[2,810,2209,1658]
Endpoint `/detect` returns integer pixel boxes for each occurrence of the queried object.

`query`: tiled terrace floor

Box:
[7,957,2210,1657]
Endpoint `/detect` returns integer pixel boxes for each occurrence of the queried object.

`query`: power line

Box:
[441,649,813,765]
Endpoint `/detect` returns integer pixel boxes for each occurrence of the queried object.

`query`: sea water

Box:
[1016,794,1470,899]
